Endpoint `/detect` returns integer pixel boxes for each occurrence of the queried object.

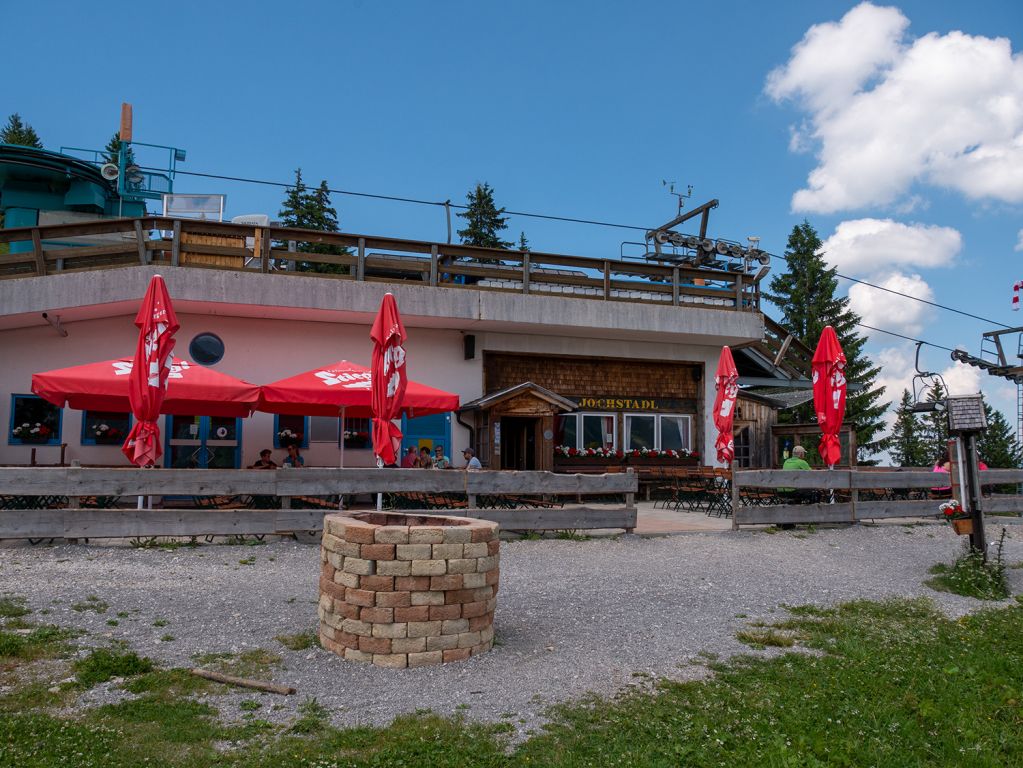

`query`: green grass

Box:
[276,630,318,651]
[926,541,1010,601]
[0,594,30,618]
[70,595,109,614]
[0,625,78,662]
[73,647,154,688]
[4,598,1023,766]
[193,648,282,679]
[735,628,796,649]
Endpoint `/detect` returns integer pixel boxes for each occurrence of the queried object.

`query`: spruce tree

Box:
[277,170,350,274]
[978,401,1022,470]
[518,231,530,252]
[102,132,135,167]
[889,389,929,467]
[919,380,949,462]
[766,220,889,462]
[457,182,512,250]
[0,113,42,147]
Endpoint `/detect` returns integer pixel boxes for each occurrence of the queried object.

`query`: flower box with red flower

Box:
[625,448,699,466]
[940,500,972,535]
[12,422,52,444]
[553,445,624,468]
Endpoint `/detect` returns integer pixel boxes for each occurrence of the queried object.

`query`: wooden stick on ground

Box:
[189,668,296,695]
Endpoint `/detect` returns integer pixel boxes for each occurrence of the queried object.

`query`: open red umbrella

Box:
[122,275,179,466]
[370,294,408,467]
[256,360,458,418]
[712,346,739,465]
[812,325,847,467]
[32,358,259,417]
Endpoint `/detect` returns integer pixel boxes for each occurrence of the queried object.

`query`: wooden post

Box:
[287,240,297,271]
[258,228,270,273]
[133,220,149,265]
[603,261,611,299]
[734,274,744,309]
[730,467,740,529]
[31,228,46,276]
[522,252,531,294]
[624,467,635,533]
[171,220,181,266]
[429,244,438,286]
[672,267,680,306]
[356,238,366,281]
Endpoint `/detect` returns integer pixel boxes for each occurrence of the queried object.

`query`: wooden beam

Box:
[31,228,46,276]
[171,220,181,266]
[133,221,149,265]
[733,503,855,526]
[429,244,438,286]
[773,334,794,368]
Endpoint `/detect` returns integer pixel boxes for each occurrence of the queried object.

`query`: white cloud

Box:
[848,271,935,335]
[940,361,983,395]
[821,218,961,275]
[1016,228,1023,251]
[768,3,1023,213]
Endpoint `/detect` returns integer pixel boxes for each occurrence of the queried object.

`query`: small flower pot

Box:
[951,518,973,535]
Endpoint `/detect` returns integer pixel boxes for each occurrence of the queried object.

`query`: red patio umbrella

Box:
[370,293,408,467]
[812,325,847,468]
[122,275,179,466]
[712,346,739,465]
[256,360,458,418]
[32,358,260,418]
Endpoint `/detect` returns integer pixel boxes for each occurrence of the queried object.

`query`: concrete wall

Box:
[0,314,733,469]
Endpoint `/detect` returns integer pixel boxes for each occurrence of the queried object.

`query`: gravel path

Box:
[1,525,1020,737]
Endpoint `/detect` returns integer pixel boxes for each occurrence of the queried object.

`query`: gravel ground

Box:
[1,524,1020,738]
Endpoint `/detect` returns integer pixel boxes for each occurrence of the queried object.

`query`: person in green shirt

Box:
[783,445,812,472]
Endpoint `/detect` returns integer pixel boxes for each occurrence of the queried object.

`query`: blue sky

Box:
[5,0,1023,427]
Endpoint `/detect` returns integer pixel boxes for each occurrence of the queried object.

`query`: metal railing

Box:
[0,216,763,311]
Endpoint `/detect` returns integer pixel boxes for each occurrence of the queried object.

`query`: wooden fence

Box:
[0,467,637,540]
[731,467,1023,527]
[0,216,762,311]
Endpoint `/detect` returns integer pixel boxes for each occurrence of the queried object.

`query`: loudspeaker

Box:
[463,334,476,360]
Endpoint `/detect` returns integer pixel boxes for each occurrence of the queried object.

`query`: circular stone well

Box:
[318,512,499,668]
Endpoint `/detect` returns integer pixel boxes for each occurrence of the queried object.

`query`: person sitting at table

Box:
[931,448,952,498]
[433,444,451,469]
[462,447,482,471]
[283,443,304,468]
[779,445,815,506]
[418,446,434,469]
[249,449,278,470]
[401,447,419,468]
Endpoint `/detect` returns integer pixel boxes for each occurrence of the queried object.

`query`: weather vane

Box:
[662,181,693,216]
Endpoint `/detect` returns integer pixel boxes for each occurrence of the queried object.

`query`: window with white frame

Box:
[555,413,617,451]
[625,413,692,452]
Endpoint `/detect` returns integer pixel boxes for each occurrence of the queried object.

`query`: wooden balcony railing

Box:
[0,216,763,311]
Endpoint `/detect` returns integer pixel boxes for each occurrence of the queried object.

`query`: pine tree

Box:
[102,132,135,167]
[518,231,530,252]
[457,182,512,250]
[277,170,350,274]
[889,389,929,467]
[919,380,949,462]
[978,401,1022,469]
[766,220,889,461]
[0,113,42,147]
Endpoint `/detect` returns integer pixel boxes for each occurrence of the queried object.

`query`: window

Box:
[734,426,752,468]
[310,416,339,443]
[273,414,308,448]
[343,418,372,450]
[581,413,616,451]
[626,413,692,452]
[81,410,131,446]
[9,395,61,446]
[554,414,577,449]
[189,333,225,366]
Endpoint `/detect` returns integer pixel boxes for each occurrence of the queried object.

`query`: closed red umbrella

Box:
[712,346,739,465]
[257,360,457,418]
[121,275,179,466]
[32,358,259,417]
[370,294,408,467]
[812,325,847,467]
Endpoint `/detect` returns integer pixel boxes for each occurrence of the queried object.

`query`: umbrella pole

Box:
[376,456,383,512]
[338,407,345,510]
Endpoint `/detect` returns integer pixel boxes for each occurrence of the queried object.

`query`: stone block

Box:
[375,526,410,544]
[344,523,377,545]
[343,647,374,663]
[432,543,464,560]
[479,625,494,644]
[461,600,488,619]
[487,539,501,556]
[320,623,336,641]
[338,600,361,620]
[468,612,493,632]
[341,618,372,637]
[372,622,408,639]
[320,634,343,655]
[343,557,375,576]
[446,558,476,574]
[334,570,360,589]
[470,640,492,656]
[396,544,432,561]
[359,606,393,624]
[318,594,333,614]
[319,577,345,602]
[442,647,471,663]
[461,572,487,588]
[391,636,427,654]
[337,630,361,648]
[471,524,498,542]
[408,650,444,667]
[407,621,442,638]
[322,562,336,582]
[441,618,470,635]
[430,574,463,591]
[441,526,472,544]
[324,516,346,537]
[485,568,500,585]
[476,555,499,573]
[376,590,412,608]
[394,605,430,623]
[426,634,459,651]
[408,527,446,544]
[361,543,396,561]
[377,560,412,577]
[321,532,345,552]
[373,653,408,669]
[326,551,345,571]
[428,604,461,621]
[346,588,375,608]
[457,630,481,648]
[360,575,395,592]
[395,576,431,591]
[462,542,488,558]
[411,591,445,606]
[485,597,497,613]
[410,559,447,576]
[359,635,392,654]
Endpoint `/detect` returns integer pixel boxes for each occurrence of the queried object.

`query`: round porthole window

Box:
[189,333,224,366]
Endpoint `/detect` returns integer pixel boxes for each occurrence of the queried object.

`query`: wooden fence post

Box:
[731,468,740,529]
[31,228,46,276]
[171,220,181,266]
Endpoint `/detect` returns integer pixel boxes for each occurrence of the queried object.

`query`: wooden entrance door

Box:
[500,417,538,471]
